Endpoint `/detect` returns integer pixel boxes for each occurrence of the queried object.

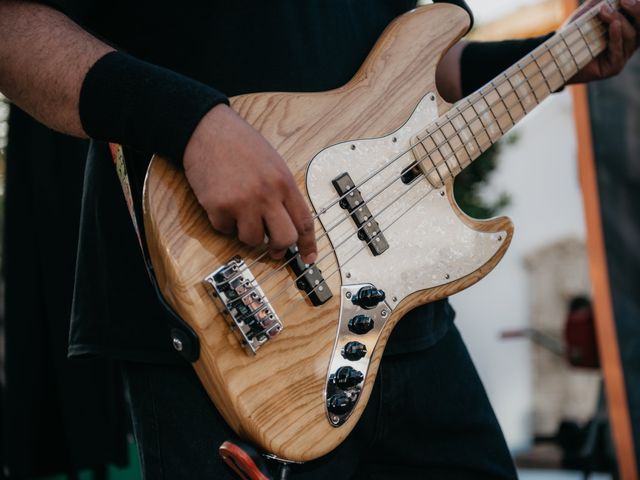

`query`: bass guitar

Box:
[141,1,612,462]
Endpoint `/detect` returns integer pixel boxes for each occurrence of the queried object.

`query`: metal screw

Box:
[440,191,445,197]
[346,272,351,278]
[392,137,397,143]
[350,144,356,150]
[497,235,503,241]
[392,296,398,302]
[172,337,184,352]
[430,95,435,101]
[445,273,450,280]
[346,292,352,299]
[381,310,388,318]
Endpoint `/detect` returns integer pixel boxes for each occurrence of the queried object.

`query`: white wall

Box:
[450,90,587,451]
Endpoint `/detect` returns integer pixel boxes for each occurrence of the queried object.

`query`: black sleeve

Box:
[79,51,229,166]
[460,33,555,96]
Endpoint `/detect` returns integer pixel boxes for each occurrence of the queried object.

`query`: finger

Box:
[619,14,639,57]
[284,190,317,264]
[207,212,236,236]
[621,0,640,29]
[607,9,638,57]
[236,212,267,247]
[607,20,626,73]
[263,203,298,254]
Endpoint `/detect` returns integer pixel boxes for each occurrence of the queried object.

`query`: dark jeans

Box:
[122,325,518,479]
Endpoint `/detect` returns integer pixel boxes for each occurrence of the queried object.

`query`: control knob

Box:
[334,366,364,390]
[327,392,354,415]
[348,315,374,335]
[342,341,367,361]
[352,286,385,309]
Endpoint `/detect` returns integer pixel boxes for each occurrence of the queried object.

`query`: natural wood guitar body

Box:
[143,4,513,461]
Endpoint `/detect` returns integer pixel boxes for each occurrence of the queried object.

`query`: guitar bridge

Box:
[203,257,283,355]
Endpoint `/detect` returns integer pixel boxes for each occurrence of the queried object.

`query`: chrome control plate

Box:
[325,283,392,426]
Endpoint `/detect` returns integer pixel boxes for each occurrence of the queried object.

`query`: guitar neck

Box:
[416,0,617,187]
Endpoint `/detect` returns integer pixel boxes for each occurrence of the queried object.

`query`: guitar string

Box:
[230,27,608,325]
[232,4,611,280]
[231,21,608,318]
[226,18,606,312]
[229,11,607,294]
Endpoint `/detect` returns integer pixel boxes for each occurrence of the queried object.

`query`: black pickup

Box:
[332,172,389,256]
[285,247,333,306]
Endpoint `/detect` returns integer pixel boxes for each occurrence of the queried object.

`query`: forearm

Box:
[0,0,113,137]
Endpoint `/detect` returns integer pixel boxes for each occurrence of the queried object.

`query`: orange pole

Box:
[566,1,638,477]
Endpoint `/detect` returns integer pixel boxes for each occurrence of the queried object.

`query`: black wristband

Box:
[79,51,229,166]
[460,33,555,96]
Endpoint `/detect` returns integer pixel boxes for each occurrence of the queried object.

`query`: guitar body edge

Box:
[142,4,505,462]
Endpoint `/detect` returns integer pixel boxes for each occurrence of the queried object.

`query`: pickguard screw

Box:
[346,272,351,278]
[498,235,503,241]
[172,337,183,352]
[445,273,450,280]
[430,95,435,101]
[392,137,397,143]
[350,144,356,150]
[392,296,398,302]
[346,292,352,299]
[440,191,445,197]
[381,310,388,318]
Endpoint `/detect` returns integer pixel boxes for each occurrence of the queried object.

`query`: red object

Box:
[219,441,272,480]
[565,300,599,369]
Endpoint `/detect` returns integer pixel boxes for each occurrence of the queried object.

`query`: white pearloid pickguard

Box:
[306,92,506,309]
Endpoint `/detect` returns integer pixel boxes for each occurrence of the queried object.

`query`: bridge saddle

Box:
[203,257,283,355]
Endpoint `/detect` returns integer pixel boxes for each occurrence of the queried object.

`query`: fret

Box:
[490,83,514,134]
[485,87,511,133]
[431,128,456,177]
[507,69,539,114]
[440,122,464,174]
[526,53,553,98]
[455,114,480,161]
[535,47,565,92]
[449,133,471,169]
[422,133,451,183]
[563,25,592,68]
[558,32,580,72]
[559,27,592,73]
[474,95,502,142]
[548,36,578,80]
[577,22,597,58]
[413,136,444,187]
[518,60,550,104]
[475,130,492,152]
[579,17,607,56]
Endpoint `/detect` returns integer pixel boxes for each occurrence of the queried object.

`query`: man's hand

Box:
[570,0,640,84]
[183,104,318,264]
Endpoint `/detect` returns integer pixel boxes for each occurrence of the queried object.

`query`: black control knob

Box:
[334,366,364,390]
[348,314,374,335]
[352,286,385,309]
[327,392,354,415]
[342,341,367,361]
